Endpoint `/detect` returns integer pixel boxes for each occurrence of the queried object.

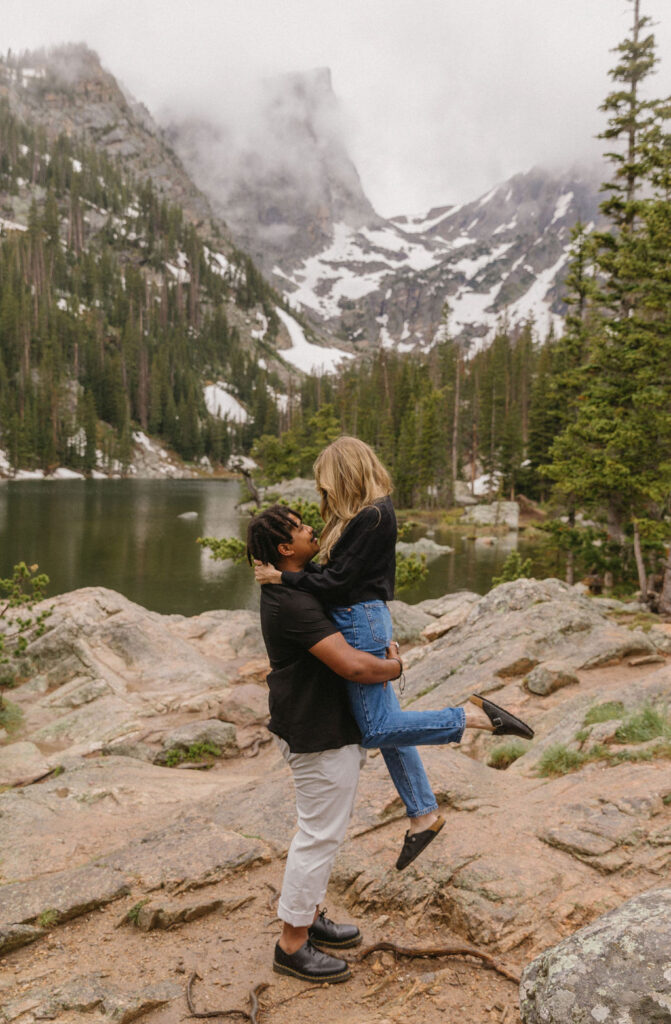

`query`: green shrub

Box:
[491,551,533,588]
[395,552,428,591]
[0,562,51,679]
[488,741,527,770]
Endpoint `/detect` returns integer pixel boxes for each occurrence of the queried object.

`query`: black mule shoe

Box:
[395,814,445,871]
[469,694,534,739]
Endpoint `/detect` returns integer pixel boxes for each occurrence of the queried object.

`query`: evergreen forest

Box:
[0,1,670,604]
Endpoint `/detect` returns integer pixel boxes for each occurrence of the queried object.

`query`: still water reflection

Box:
[0,480,548,616]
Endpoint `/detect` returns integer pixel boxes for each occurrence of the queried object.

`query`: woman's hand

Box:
[254,561,282,585]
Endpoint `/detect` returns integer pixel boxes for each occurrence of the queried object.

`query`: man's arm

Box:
[308,632,401,684]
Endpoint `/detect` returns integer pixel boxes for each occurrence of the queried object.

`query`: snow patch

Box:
[0,217,27,233]
[551,192,574,224]
[251,311,268,340]
[204,384,249,423]
[275,307,352,375]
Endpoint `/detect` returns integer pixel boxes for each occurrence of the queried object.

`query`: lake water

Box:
[0,480,552,616]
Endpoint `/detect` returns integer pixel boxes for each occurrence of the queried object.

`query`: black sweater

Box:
[281,496,396,606]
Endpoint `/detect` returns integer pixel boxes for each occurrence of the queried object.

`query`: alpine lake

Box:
[0,479,556,616]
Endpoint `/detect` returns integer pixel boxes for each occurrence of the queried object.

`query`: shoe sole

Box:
[273,962,351,983]
[309,933,362,949]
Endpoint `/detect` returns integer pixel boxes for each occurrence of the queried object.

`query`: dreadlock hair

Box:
[246,504,302,568]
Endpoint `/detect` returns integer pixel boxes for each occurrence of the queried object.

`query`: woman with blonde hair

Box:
[255,436,532,869]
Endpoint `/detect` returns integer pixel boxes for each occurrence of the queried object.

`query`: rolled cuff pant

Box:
[275,737,366,927]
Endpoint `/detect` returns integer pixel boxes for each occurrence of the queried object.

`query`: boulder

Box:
[0,742,50,787]
[525,661,580,696]
[217,682,268,726]
[520,887,671,1023]
[159,718,237,756]
[0,864,129,930]
[387,600,434,644]
[4,974,182,1024]
[0,923,44,955]
[403,579,658,714]
[134,895,224,931]
[421,593,479,641]
[453,480,477,506]
[461,501,519,529]
[396,537,454,560]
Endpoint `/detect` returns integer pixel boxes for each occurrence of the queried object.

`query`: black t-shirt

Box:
[260,584,361,754]
[281,495,396,606]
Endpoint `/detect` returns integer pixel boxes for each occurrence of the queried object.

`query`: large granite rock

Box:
[0,742,50,787]
[508,662,671,777]
[520,887,671,1023]
[387,599,434,644]
[461,501,519,529]
[8,588,264,760]
[396,537,454,560]
[403,579,661,713]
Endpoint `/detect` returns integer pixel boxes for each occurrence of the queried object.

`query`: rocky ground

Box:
[1,580,671,1023]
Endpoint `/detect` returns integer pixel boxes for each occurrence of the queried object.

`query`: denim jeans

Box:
[329,600,466,819]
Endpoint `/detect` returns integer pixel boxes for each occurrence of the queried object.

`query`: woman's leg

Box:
[346,675,466,747]
[331,602,443,819]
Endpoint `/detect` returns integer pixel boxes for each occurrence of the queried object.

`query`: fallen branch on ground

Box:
[353,941,521,984]
[186,972,268,1021]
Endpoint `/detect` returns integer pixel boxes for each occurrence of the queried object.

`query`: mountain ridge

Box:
[165,69,606,353]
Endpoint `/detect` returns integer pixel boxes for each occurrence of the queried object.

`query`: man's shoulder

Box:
[261,584,330,621]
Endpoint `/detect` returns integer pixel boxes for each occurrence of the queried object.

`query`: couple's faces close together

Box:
[288,515,318,561]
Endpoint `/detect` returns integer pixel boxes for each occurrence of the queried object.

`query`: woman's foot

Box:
[408,811,439,835]
[467,694,534,739]
[396,815,445,871]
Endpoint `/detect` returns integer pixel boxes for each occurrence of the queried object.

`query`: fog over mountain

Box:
[166,69,606,353]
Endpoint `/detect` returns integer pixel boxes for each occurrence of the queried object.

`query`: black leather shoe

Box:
[396,814,445,871]
[469,694,534,739]
[273,940,351,983]
[308,908,362,949]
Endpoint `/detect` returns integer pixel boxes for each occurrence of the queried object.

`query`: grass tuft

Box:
[0,698,23,735]
[37,909,59,929]
[615,705,671,744]
[583,701,625,726]
[538,744,585,777]
[487,741,528,770]
[165,741,222,767]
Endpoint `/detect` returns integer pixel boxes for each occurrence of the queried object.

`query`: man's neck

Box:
[277,556,310,573]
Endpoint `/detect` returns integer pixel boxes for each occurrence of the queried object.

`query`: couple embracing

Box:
[246,436,533,984]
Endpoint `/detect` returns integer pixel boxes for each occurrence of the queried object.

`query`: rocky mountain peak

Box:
[166,66,379,269]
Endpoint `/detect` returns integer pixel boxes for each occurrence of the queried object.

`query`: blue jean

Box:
[329,600,466,818]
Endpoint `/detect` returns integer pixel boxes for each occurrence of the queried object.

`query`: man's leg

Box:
[274,740,365,981]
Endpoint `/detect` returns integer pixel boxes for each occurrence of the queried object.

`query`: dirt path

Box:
[1,853,522,1024]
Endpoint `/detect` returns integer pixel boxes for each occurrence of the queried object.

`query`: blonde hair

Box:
[314,436,392,562]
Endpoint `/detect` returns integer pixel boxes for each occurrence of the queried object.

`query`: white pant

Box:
[275,738,366,927]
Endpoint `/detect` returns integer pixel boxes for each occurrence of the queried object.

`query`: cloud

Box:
[4,0,671,215]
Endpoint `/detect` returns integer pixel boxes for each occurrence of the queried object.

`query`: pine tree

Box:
[547,0,671,598]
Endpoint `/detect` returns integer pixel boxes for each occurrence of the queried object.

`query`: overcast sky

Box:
[4,0,671,216]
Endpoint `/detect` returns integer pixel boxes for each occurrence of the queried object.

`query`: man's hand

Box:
[309,633,401,685]
[254,561,282,585]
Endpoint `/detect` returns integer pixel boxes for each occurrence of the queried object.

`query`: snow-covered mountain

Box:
[280,165,603,353]
[167,71,605,353]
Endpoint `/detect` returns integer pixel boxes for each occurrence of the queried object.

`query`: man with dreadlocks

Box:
[246,504,402,984]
